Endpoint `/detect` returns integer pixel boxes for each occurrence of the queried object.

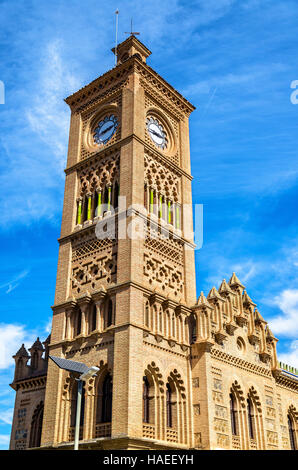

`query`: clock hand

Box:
[150,128,164,139]
[97,124,114,137]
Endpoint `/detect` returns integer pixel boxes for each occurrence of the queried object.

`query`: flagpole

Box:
[115,9,119,66]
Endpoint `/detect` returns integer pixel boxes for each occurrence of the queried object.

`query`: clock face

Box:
[93,114,118,146]
[146,117,168,150]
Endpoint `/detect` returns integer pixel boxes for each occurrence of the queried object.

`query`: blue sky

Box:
[0,0,298,449]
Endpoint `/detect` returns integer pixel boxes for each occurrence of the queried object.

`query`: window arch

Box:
[230,392,238,436]
[172,314,176,338]
[89,304,97,333]
[101,373,112,423]
[144,301,150,328]
[166,383,173,428]
[76,309,82,336]
[143,376,150,423]
[189,313,196,344]
[29,402,43,448]
[165,371,186,440]
[31,351,39,370]
[107,299,113,328]
[93,191,98,219]
[114,181,119,209]
[158,307,163,333]
[247,397,255,439]
[288,414,296,450]
[82,194,88,222]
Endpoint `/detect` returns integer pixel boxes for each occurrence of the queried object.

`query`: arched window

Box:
[76,309,82,336]
[29,402,43,448]
[107,300,113,327]
[114,181,119,209]
[31,351,38,370]
[247,398,255,439]
[143,376,150,423]
[288,415,296,450]
[230,393,238,436]
[16,357,23,379]
[103,186,109,204]
[90,305,97,333]
[159,308,163,333]
[83,195,88,222]
[144,302,150,327]
[166,383,173,428]
[189,313,196,344]
[101,374,112,423]
[172,314,175,338]
[93,191,98,219]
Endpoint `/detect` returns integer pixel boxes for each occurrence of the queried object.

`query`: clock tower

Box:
[40,34,197,449]
[10,34,298,452]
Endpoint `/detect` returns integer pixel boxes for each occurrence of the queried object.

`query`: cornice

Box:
[65,55,195,117]
[52,279,192,314]
[210,348,272,378]
[273,369,298,391]
[65,60,133,108]
[10,375,47,391]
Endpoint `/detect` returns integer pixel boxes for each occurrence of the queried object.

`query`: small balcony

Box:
[69,426,83,442]
[166,427,178,443]
[250,438,257,449]
[232,435,241,450]
[142,423,156,439]
[95,422,111,438]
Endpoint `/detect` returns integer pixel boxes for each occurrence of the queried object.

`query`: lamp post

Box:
[49,356,99,450]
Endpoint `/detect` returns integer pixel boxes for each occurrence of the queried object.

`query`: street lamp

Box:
[49,356,99,450]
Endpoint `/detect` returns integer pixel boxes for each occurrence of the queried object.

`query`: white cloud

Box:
[0,324,35,370]
[26,39,81,165]
[44,317,52,334]
[0,408,13,426]
[268,289,298,338]
[0,269,29,294]
[0,38,82,228]
[0,434,10,446]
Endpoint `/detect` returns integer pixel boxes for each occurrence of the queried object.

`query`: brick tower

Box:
[40,34,197,449]
[10,35,298,452]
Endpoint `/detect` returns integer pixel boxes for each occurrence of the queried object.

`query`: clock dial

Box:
[93,114,118,146]
[147,117,168,150]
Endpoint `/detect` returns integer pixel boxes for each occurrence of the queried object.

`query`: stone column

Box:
[77,294,92,337]
[92,288,107,333]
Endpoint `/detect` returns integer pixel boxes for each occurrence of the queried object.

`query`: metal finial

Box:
[125,18,140,36]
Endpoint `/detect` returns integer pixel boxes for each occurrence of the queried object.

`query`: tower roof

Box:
[30,337,44,351]
[218,279,234,295]
[207,286,225,302]
[254,308,266,323]
[242,290,256,306]
[266,326,277,341]
[229,272,245,289]
[112,34,151,64]
[43,335,51,346]
[14,344,29,358]
[196,291,213,309]
[64,39,195,115]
